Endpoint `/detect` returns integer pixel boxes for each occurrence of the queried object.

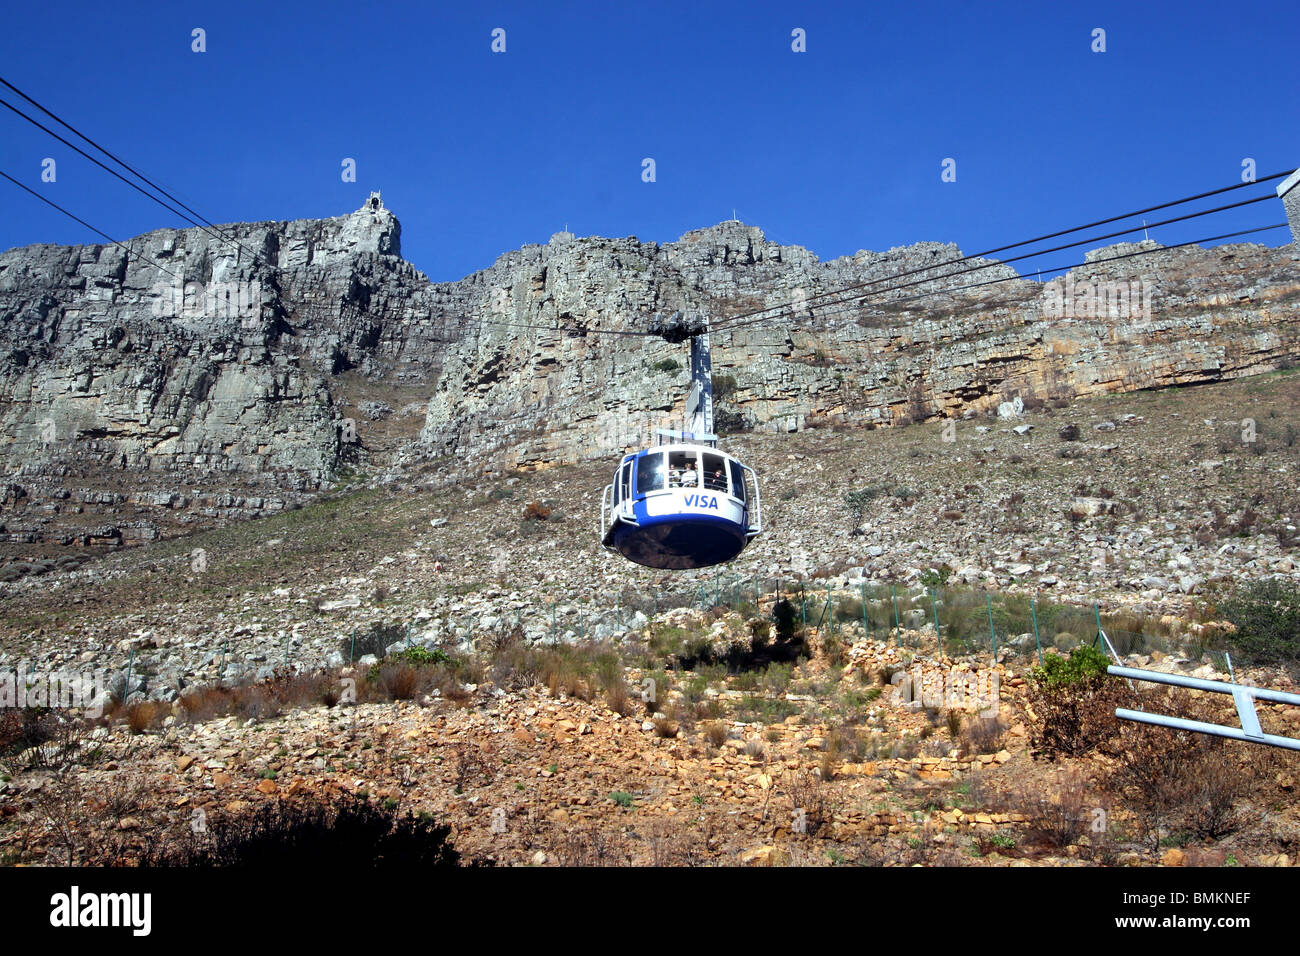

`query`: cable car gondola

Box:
[600,329,762,570]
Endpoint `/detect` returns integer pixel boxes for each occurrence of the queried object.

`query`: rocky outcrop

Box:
[418,226,1300,471]
[0,194,455,549]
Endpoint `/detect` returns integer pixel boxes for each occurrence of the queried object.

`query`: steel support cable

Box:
[1,168,182,280]
[739,222,1289,333]
[430,313,660,339]
[0,173,644,340]
[715,193,1280,335]
[0,75,266,267]
[429,221,1289,345]
[0,95,266,268]
[711,169,1298,333]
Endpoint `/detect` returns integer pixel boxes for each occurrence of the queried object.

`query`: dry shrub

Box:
[604,680,632,716]
[857,833,929,867]
[433,671,473,705]
[1016,770,1093,849]
[1107,689,1270,848]
[268,670,339,709]
[449,742,496,793]
[178,685,237,723]
[178,670,344,726]
[694,698,723,721]
[702,720,728,748]
[0,707,59,760]
[784,768,839,838]
[234,685,283,722]
[642,816,711,866]
[818,748,839,781]
[490,636,593,700]
[370,663,427,701]
[124,700,162,735]
[824,726,853,760]
[653,717,679,739]
[961,715,1007,755]
[551,822,632,866]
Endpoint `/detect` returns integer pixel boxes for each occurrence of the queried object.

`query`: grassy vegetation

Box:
[1216,579,1300,665]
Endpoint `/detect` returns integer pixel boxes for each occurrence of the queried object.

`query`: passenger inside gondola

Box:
[667,451,700,488]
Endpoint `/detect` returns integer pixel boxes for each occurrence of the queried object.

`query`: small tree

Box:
[842,488,880,529]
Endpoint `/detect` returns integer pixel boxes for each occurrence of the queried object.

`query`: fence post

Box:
[891,586,900,645]
[861,581,869,639]
[826,593,835,635]
[124,648,136,701]
[1031,598,1043,665]
[551,604,557,645]
[284,631,291,667]
[221,644,229,678]
[930,588,941,658]
[986,594,997,659]
[1093,604,1103,649]
[348,630,355,665]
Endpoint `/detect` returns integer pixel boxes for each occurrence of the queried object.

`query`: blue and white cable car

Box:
[600,330,762,570]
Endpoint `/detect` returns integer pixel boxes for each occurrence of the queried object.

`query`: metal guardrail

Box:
[1107,664,1300,751]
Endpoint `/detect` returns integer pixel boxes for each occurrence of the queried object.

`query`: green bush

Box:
[1027,643,1112,689]
[919,567,952,589]
[651,359,682,374]
[1022,645,1123,760]
[1218,579,1300,664]
[388,646,453,668]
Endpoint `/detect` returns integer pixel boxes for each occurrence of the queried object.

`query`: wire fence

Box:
[88,572,1217,703]
[412,572,1212,671]
[608,572,1209,669]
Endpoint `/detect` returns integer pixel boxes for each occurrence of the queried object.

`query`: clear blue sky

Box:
[1,0,1296,283]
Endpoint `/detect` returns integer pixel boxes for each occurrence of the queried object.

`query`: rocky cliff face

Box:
[0,194,449,552]
[417,225,1300,473]
[1,196,1297,560]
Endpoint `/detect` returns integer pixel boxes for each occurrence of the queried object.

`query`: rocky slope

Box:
[1,369,1297,699]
